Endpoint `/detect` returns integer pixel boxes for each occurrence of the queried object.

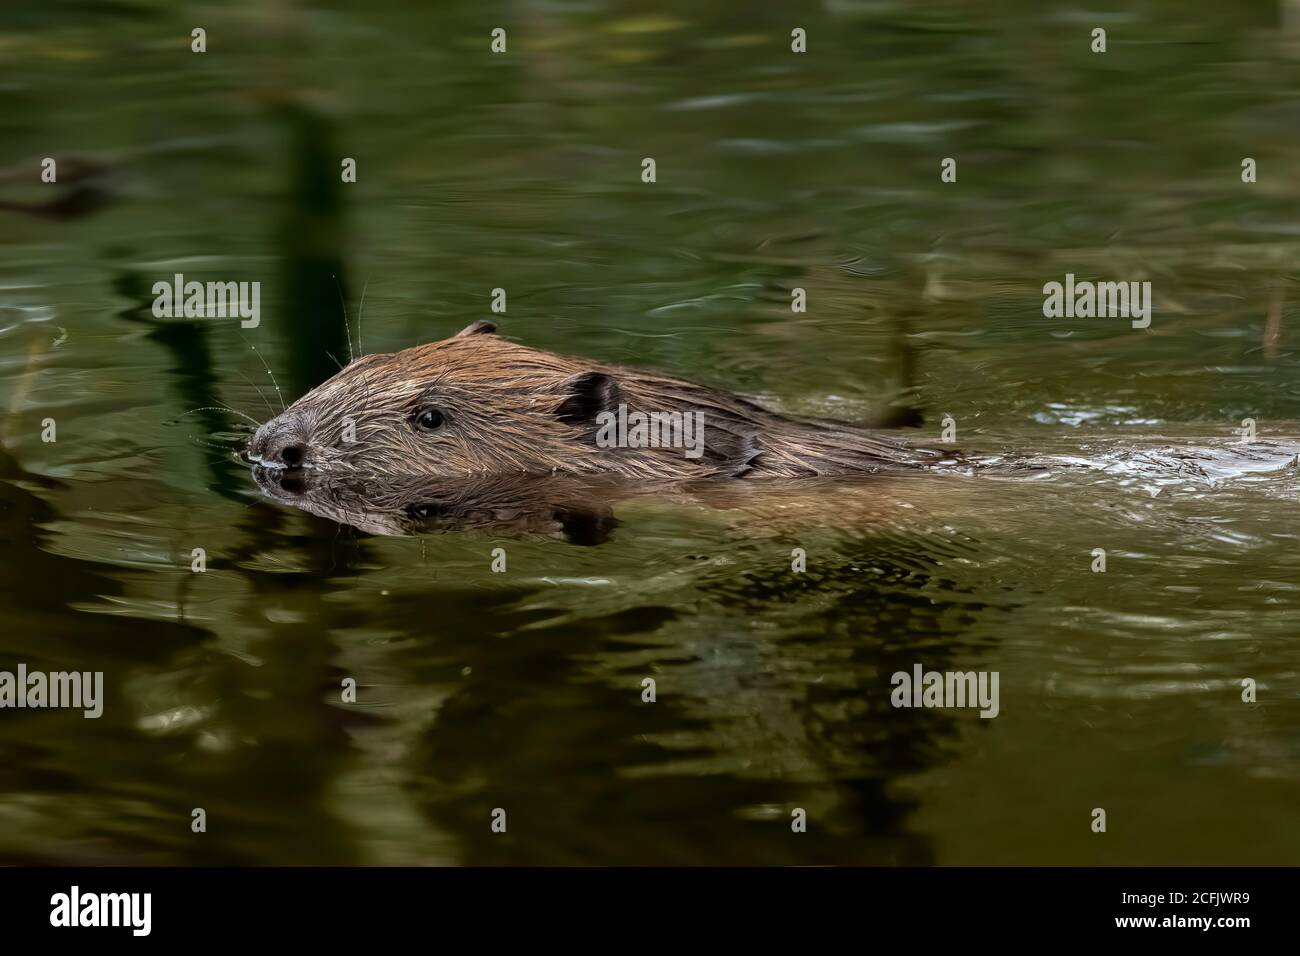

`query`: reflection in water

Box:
[0,157,120,222]
[238,460,999,863]
[0,446,209,863]
[249,463,980,544]
[271,97,353,398]
[333,513,995,864]
[251,465,625,543]
[113,262,249,503]
[241,463,1002,862]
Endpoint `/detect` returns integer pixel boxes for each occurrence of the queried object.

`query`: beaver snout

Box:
[249,416,310,470]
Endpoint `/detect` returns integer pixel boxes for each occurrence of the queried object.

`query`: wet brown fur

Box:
[248,321,948,480]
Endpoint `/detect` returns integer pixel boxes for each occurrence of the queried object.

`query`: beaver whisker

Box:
[355,274,370,359]
[186,433,243,453]
[239,332,286,414]
[173,405,262,428]
[332,272,355,365]
[234,370,278,419]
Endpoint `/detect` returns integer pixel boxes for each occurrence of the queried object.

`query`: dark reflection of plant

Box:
[384,539,1006,865]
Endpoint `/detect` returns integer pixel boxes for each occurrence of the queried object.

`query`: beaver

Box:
[246,320,951,481]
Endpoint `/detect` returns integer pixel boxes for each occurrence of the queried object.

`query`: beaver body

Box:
[247,321,947,480]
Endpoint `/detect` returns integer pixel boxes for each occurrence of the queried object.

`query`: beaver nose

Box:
[274,441,305,467]
[249,419,309,470]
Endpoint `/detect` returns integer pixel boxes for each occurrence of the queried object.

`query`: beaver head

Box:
[247,320,941,481]
[247,319,752,480]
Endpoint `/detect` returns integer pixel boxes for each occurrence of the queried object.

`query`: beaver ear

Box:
[455,320,497,337]
[555,371,620,425]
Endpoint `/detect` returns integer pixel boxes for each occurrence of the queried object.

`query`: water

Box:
[1,0,1299,865]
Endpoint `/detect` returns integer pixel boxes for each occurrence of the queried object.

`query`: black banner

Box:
[0,867,1281,942]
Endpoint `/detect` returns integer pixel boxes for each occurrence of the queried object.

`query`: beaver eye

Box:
[413,408,445,433]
